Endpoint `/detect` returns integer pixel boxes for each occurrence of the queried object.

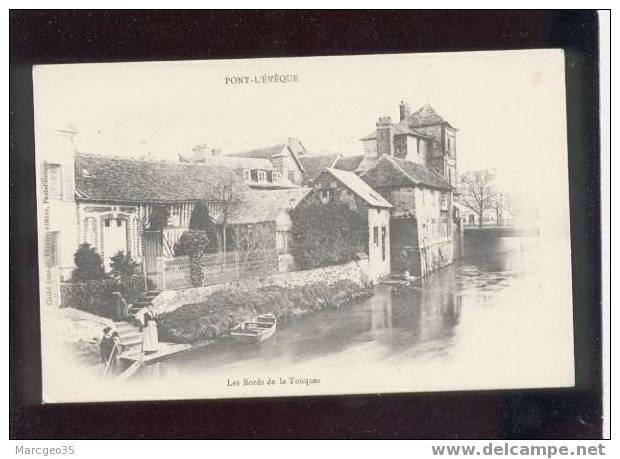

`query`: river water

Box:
[143,235,574,399]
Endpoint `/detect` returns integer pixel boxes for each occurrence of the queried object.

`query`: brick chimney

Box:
[376,116,393,156]
[399,100,410,121]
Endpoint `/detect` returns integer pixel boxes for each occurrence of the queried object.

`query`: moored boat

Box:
[230,313,277,343]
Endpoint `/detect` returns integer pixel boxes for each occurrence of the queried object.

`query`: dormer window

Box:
[257,170,267,183]
[47,163,63,200]
[243,169,251,182]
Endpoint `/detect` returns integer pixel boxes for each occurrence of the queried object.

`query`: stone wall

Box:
[420,239,454,277]
[151,257,371,315]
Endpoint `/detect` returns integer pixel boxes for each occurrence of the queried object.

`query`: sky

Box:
[33,50,568,207]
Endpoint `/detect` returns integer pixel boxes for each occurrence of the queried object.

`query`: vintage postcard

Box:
[33,50,574,403]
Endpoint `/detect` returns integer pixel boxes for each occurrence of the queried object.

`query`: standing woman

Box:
[142,305,159,355]
[111,292,129,322]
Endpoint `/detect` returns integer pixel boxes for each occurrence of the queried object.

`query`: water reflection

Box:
[165,237,538,376]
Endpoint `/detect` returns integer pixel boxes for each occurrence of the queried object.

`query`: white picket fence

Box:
[148,249,278,290]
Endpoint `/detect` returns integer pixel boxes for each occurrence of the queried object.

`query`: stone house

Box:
[335,102,459,277]
[360,102,458,187]
[311,167,393,282]
[360,155,455,277]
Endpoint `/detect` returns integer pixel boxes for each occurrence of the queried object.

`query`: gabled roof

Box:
[323,168,392,208]
[227,139,306,172]
[178,152,273,170]
[333,155,379,174]
[74,153,246,203]
[227,188,311,224]
[405,104,455,129]
[360,155,452,191]
[299,153,342,182]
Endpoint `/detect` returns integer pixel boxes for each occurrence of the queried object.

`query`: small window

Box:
[171,206,180,216]
[272,171,281,183]
[243,169,251,182]
[104,219,111,228]
[288,171,296,183]
[257,170,267,183]
[373,226,379,246]
[47,164,63,200]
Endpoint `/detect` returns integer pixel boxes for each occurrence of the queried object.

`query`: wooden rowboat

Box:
[230,313,277,343]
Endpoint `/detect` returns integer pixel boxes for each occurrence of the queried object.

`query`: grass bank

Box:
[158,280,373,343]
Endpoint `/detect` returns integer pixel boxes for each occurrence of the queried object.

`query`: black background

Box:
[10,10,603,439]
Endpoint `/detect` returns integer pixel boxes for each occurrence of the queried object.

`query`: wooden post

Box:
[159,257,166,290]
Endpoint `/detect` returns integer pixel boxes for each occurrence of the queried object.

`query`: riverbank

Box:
[42,307,116,367]
[158,280,374,343]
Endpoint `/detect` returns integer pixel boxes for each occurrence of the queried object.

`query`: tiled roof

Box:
[405,104,454,128]
[74,153,246,203]
[333,155,365,172]
[227,188,311,224]
[178,152,273,170]
[360,155,452,191]
[333,155,379,174]
[324,168,392,208]
[226,143,287,160]
[299,153,342,183]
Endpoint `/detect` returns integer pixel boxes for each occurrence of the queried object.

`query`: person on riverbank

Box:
[136,305,159,355]
[99,327,114,365]
[100,326,118,378]
[111,291,129,322]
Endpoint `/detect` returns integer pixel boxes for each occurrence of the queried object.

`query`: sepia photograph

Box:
[33,49,575,403]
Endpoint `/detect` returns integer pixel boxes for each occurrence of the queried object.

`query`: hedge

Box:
[290,200,368,270]
[60,275,146,319]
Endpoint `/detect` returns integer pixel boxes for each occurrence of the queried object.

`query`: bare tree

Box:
[233,223,274,275]
[206,173,247,263]
[457,170,498,228]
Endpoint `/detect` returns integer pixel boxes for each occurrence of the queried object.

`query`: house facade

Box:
[336,102,459,277]
[311,168,392,281]
[38,137,245,306]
